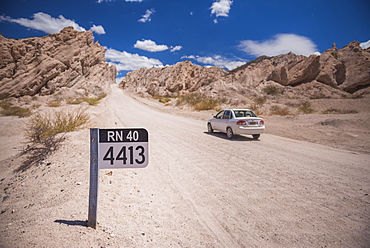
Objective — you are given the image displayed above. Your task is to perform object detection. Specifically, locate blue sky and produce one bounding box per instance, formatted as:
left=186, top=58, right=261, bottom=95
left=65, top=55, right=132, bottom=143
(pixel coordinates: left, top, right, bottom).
left=1, top=0, right=369, bottom=80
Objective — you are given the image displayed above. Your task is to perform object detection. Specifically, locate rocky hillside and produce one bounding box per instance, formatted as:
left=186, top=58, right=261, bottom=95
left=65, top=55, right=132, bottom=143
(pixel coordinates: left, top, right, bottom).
left=120, top=41, right=370, bottom=100
left=0, top=26, right=116, bottom=99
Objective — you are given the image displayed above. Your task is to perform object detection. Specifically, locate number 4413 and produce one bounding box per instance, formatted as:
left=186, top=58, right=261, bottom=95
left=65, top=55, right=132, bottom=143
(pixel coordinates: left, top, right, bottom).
left=103, top=145, right=145, bottom=165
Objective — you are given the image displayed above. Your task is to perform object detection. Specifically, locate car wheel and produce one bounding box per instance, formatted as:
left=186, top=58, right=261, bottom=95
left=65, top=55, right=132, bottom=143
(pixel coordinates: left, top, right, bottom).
left=252, top=134, right=260, bottom=140
left=226, top=127, right=233, bottom=139
left=207, top=123, right=214, bottom=133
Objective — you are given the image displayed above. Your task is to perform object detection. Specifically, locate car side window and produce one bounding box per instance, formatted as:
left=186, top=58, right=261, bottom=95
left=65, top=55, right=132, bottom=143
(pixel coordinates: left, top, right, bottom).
left=223, top=110, right=231, bottom=119
left=215, top=110, right=224, bottom=119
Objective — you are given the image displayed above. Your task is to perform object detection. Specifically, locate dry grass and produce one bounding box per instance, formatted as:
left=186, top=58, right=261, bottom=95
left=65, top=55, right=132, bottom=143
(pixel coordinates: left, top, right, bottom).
left=176, top=93, right=226, bottom=111
left=299, top=101, right=315, bottom=114
left=270, top=105, right=291, bottom=116
left=25, top=107, right=90, bottom=143
left=322, top=108, right=358, bottom=114
left=47, top=100, right=62, bottom=107
left=153, top=95, right=171, bottom=104
left=263, top=85, right=281, bottom=96
left=66, top=93, right=107, bottom=106
left=66, top=98, right=84, bottom=104
left=18, top=107, right=90, bottom=172
left=82, top=93, right=107, bottom=106
left=0, top=102, right=32, bottom=117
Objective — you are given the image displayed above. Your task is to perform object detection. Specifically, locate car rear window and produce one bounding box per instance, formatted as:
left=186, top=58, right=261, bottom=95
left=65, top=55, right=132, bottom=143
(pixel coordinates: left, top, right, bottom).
left=233, top=110, right=257, bottom=118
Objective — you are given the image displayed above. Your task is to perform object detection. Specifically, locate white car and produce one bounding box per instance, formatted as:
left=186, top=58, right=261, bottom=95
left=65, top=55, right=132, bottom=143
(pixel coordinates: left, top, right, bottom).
left=207, top=109, right=265, bottom=139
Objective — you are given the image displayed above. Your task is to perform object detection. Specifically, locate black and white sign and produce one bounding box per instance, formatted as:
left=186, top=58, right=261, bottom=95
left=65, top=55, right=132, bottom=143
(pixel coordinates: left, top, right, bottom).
left=98, top=128, right=149, bottom=169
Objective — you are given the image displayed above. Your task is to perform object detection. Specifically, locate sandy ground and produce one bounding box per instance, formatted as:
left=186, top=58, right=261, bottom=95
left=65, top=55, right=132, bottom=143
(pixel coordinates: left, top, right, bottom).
left=0, top=84, right=369, bottom=247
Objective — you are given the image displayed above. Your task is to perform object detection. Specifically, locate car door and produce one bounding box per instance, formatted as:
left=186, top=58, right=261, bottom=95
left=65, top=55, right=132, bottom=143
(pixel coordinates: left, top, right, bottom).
left=211, top=110, right=224, bottom=131
left=219, top=110, right=232, bottom=132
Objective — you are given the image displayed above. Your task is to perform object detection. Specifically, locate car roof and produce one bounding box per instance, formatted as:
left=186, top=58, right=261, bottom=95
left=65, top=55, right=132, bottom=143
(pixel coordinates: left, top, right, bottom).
left=224, top=109, right=252, bottom=111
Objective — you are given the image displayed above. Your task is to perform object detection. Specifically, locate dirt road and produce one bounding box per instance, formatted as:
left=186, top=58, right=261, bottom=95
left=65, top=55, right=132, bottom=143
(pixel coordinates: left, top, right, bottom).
left=1, top=84, right=369, bottom=247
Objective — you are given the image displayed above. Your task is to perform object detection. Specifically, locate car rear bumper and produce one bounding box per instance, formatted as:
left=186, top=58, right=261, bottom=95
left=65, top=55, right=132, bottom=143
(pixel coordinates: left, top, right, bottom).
left=234, top=126, right=265, bottom=135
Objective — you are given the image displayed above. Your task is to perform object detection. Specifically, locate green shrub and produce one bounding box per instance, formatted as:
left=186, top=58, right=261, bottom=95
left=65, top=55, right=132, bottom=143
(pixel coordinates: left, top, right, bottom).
left=0, top=102, right=32, bottom=117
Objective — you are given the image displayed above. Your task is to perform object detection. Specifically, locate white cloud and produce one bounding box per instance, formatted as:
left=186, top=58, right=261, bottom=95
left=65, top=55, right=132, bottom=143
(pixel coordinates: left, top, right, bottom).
left=134, top=39, right=168, bottom=52
left=360, top=40, right=370, bottom=49
left=170, top=45, right=183, bottom=52
left=0, top=12, right=106, bottom=35
left=182, top=55, right=245, bottom=70
left=0, top=12, right=85, bottom=34
left=125, top=0, right=143, bottom=2
left=139, top=8, right=155, bottom=23
left=90, top=24, right=106, bottom=34
left=105, top=47, right=163, bottom=71
left=238, top=34, right=319, bottom=57
left=210, top=0, right=233, bottom=17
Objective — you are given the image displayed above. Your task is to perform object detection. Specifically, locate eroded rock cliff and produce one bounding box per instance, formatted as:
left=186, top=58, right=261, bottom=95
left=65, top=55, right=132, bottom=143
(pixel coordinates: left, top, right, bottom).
left=0, top=26, right=116, bottom=99
left=120, top=41, right=370, bottom=100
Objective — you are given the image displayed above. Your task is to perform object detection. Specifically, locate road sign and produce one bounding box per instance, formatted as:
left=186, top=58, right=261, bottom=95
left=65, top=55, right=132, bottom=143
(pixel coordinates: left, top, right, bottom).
left=98, top=128, right=149, bottom=169
left=88, top=128, right=149, bottom=228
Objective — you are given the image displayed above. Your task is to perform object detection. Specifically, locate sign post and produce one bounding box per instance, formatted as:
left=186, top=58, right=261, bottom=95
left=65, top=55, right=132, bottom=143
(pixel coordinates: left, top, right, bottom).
left=87, top=128, right=99, bottom=228
left=87, top=128, right=149, bottom=228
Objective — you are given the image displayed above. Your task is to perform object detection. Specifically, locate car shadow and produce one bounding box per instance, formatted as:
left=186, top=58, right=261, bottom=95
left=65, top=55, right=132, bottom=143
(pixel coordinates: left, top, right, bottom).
left=54, top=219, right=88, bottom=227
left=203, top=132, right=260, bottom=141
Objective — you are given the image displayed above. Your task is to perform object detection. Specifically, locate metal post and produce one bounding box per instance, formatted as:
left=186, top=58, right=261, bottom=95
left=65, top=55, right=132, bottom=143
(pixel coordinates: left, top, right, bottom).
left=88, top=128, right=99, bottom=228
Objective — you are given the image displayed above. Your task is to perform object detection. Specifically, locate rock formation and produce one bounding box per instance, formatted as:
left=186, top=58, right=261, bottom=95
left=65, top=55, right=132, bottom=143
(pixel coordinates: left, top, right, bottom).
left=0, top=26, right=116, bottom=99
left=120, top=41, right=370, bottom=100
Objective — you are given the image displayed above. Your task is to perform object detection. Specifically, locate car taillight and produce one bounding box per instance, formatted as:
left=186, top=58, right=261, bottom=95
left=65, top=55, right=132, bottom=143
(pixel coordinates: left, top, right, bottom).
left=237, top=120, right=246, bottom=125
left=260, top=120, right=265, bottom=125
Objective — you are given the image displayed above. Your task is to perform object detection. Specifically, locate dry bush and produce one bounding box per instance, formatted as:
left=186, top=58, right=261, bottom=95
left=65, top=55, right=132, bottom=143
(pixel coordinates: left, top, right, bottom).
left=153, top=95, right=171, bottom=104
left=262, top=85, right=281, bottom=96
left=66, top=98, right=83, bottom=104
left=18, top=108, right=90, bottom=172
left=321, top=108, right=358, bottom=114
left=83, top=93, right=107, bottom=106
left=270, top=105, right=291, bottom=116
left=47, top=100, right=62, bottom=107
left=0, top=102, right=32, bottom=117
left=299, top=101, right=315, bottom=114
left=254, top=97, right=267, bottom=106
left=176, top=93, right=226, bottom=111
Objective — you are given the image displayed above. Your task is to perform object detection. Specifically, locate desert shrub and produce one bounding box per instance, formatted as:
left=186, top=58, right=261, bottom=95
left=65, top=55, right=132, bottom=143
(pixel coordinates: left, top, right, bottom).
left=47, top=100, right=62, bottom=107
left=18, top=108, right=90, bottom=172
left=310, top=93, right=330, bottom=99
left=270, top=105, right=291, bottom=116
left=176, top=93, right=226, bottom=110
left=262, top=85, right=280, bottom=95
left=321, top=108, right=358, bottom=114
left=153, top=95, right=171, bottom=104
left=82, top=97, right=100, bottom=105
left=0, top=102, right=32, bottom=117
left=299, top=101, right=315, bottom=114
left=82, top=93, right=107, bottom=106
left=25, top=108, right=90, bottom=144
left=194, top=99, right=220, bottom=111
left=66, top=98, right=83, bottom=104
left=254, top=97, right=267, bottom=106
